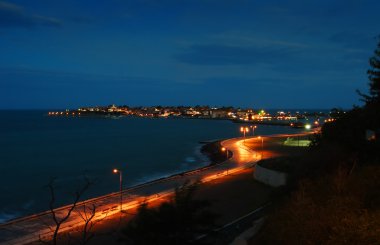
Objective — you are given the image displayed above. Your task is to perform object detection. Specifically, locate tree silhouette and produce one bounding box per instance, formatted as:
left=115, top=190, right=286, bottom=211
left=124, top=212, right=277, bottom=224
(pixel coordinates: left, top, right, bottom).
left=358, top=36, right=380, bottom=104
left=41, top=177, right=94, bottom=245
left=75, top=204, right=97, bottom=245
left=358, top=36, right=380, bottom=139
left=323, top=36, right=380, bottom=148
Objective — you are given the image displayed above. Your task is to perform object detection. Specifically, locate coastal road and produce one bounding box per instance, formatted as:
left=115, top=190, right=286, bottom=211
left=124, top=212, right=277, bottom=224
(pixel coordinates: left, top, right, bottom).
left=0, top=136, right=260, bottom=245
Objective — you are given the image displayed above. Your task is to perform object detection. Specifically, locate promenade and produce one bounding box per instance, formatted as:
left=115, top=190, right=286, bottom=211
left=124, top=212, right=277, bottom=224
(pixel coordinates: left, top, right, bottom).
left=0, top=136, right=260, bottom=245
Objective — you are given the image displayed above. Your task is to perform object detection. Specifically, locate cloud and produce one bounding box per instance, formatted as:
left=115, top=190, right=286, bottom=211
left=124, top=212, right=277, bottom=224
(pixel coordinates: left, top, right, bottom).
left=0, top=1, right=61, bottom=29
left=175, top=44, right=300, bottom=66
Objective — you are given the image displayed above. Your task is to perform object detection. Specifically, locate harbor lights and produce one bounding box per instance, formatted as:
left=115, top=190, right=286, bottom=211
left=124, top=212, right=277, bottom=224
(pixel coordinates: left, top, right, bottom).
left=113, top=168, right=123, bottom=211
left=240, top=126, right=249, bottom=142
left=250, top=125, right=257, bottom=136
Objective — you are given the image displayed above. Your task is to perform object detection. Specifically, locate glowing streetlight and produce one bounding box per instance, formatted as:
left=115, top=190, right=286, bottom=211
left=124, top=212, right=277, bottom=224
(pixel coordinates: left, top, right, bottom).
left=258, top=136, right=264, bottom=159
left=221, top=147, right=230, bottom=175
left=250, top=125, right=257, bottom=136
left=113, top=168, right=123, bottom=211
left=221, top=147, right=229, bottom=159
left=240, top=126, right=249, bottom=142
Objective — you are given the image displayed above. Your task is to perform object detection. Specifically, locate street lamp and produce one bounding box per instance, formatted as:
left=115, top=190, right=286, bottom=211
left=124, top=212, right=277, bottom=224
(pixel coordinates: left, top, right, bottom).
left=221, top=147, right=229, bottom=159
left=250, top=125, right=257, bottom=136
left=221, top=147, right=230, bottom=175
left=257, top=136, right=264, bottom=159
left=113, top=168, right=123, bottom=211
left=240, top=126, right=249, bottom=142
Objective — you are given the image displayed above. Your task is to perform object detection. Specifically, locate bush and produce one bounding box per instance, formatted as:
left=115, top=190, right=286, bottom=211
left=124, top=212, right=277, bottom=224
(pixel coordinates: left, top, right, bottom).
left=254, top=165, right=380, bottom=245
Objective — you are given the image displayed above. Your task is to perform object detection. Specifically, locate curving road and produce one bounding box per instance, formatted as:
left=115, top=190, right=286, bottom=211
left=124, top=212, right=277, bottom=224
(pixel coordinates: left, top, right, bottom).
left=0, top=136, right=262, bottom=245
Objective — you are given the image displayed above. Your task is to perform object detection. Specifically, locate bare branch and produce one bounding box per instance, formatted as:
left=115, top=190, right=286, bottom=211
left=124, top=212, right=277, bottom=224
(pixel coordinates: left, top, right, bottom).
left=46, top=177, right=94, bottom=245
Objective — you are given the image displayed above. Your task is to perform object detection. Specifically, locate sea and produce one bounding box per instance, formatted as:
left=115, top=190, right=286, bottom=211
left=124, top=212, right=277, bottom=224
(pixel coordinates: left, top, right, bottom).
left=0, top=110, right=318, bottom=223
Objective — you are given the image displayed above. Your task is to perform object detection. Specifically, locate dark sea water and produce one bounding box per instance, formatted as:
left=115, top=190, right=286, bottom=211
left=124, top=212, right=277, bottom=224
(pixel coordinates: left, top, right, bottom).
left=0, top=110, right=308, bottom=222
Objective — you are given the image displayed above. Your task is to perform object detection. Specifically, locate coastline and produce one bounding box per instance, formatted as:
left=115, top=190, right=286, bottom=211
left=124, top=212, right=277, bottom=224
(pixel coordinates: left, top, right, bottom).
left=119, top=140, right=229, bottom=189
left=0, top=140, right=228, bottom=225
left=1, top=134, right=256, bottom=244
left=1, top=113, right=252, bottom=223
left=1, top=132, right=313, bottom=244
left=0, top=131, right=310, bottom=225
left=200, top=140, right=231, bottom=164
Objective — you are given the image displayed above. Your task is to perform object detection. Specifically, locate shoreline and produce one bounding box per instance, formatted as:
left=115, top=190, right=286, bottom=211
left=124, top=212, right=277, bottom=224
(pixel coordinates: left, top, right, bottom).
left=0, top=132, right=314, bottom=244
left=0, top=140, right=228, bottom=225
left=1, top=131, right=312, bottom=225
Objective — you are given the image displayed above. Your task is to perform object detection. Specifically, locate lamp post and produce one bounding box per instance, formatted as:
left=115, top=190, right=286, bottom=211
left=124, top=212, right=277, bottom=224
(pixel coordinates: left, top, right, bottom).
left=250, top=125, right=257, bottom=136
left=240, top=126, right=249, bottom=142
left=258, top=136, right=264, bottom=159
left=113, top=168, right=123, bottom=211
left=221, top=147, right=229, bottom=175
left=221, top=147, right=229, bottom=159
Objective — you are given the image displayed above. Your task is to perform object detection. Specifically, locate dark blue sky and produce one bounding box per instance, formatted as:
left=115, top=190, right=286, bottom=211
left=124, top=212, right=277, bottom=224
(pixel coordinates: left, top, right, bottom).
left=0, top=0, right=379, bottom=109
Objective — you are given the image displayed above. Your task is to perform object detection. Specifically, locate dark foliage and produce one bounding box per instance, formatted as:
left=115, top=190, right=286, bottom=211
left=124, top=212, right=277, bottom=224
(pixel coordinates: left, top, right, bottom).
left=357, top=36, right=380, bottom=135
left=321, top=107, right=366, bottom=149
left=120, top=183, right=218, bottom=245
left=329, top=107, right=345, bottom=119
left=254, top=165, right=380, bottom=245
left=358, top=36, right=380, bottom=104
left=319, top=38, right=380, bottom=161
left=253, top=36, right=380, bottom=245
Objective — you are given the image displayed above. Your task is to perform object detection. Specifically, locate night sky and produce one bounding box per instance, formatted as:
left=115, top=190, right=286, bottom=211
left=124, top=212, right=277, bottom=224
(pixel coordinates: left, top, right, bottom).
left=0, top=0, right=379, bottom=109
